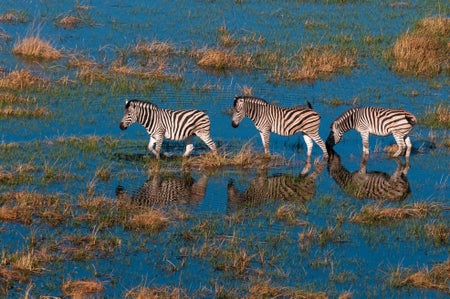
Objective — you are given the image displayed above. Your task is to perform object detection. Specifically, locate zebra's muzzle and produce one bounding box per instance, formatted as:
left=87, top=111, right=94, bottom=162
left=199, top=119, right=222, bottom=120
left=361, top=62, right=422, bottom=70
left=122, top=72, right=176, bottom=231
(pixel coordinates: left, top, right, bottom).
left=231, top=121, right=239, bottom=128
left=119, top=122, right=128, bottom=130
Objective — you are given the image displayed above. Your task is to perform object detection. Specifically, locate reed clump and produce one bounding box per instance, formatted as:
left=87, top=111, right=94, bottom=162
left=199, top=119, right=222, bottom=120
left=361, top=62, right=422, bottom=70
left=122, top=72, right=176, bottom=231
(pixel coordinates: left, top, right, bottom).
left=420, top=103, right=450, bottom=129
left=13, top=35, right=62, bottom=61
left=391, top=16, right=449, bottom=76
left=249, top=280, right=328, bottom=299
left=126, top=209, right=169, bottom=232
left=0, top=69, right=48, bottom=90
left=61, top=280, right=105, bottom=297
left=393, top=260, right=450, bottom=293
left=285, top=46, right=357, bottom=81
left=194, top=48, right=253, bottom=70
left=57, top=15, right=81, bottom=28
left=350, top=202, right=443, bottom=224
left=125, top=286, right=183, bottom=299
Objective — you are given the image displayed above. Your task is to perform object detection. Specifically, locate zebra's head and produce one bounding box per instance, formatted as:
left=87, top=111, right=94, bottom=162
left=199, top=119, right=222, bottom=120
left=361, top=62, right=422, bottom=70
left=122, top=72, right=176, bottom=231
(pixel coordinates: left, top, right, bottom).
left=231, top=96, right=245, bottom=128
left=120, top=100, right=138, bottom=130
left=326, top=121, right=342, bottom=150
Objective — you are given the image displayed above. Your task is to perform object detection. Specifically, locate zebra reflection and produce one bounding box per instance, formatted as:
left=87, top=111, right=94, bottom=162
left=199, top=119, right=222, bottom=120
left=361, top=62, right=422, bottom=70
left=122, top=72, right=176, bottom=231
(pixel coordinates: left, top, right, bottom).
left=227, top=160, right=326, bottom=206
left=327, top=151, right=411, bottom=202
left=116, top=172, right=209, bottom=207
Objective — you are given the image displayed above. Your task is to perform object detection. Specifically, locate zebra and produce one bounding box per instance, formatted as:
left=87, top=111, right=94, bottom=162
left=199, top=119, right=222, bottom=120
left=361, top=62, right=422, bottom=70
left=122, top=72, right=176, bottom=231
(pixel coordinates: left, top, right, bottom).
left=326, top=107, right=416, bottom=158
left=231, top=96, right=328, bottom=158
left=119, top=99, right=216, bottom=158
left=116, top=172, right=209, bottom=207
left=327, top=150, right=410, bottom=202
left=227, top=160, right=326, bottom=207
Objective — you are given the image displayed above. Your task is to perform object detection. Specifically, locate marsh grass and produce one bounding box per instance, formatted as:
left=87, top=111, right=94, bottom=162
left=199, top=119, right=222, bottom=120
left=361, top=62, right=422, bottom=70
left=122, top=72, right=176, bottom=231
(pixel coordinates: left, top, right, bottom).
left=420, top=103, right=450, bottom=129
left=126, top=209, right=169, bottom=232
left=57, top=15, right=81, bottom=28
left=0, top=92, right=35, bottom=104
left=183, top=143, right=287, bottom=170
left=0, top=192, right=67, bottom=226
left=124, top=286, right=183, bottom=299
left=13, top=35, right=62, bottom=61
left=0, top=10, right=27, bottom=24
left=276, top=204, right=308, bottom=226
left=193, top=48, right=253, bottom=71
left=284, top=45, right=357, bottom=81
left=350, top=202, right=444, bottom=224
left=0, top=106, right=50, bottom=119
left=0, top=70, right=48, bottom=90
left=249, top=280, right=328, bottom=299
left=391, top=260, right=450, bottom=294
left=425, top=222, right=449, bottom=246
left=390, top=16, right=449, bottom=76
left=61, top=279, right=105, bottom=297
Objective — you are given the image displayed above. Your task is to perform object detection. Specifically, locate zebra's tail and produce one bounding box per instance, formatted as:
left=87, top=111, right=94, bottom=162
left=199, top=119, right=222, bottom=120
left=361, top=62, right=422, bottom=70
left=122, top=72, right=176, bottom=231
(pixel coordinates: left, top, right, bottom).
left=405, top=113, right=417, bottom=126
left=307, top=101, right=313, bottom=109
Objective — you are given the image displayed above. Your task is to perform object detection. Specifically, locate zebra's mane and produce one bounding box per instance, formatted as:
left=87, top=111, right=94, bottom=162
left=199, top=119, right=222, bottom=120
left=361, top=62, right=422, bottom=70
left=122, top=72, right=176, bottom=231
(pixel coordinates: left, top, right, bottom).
left=126, top=99, right=158, bottom=110
left=235, top=96, right=269, bottom=107
left=332, top=107, right=359, bottom=127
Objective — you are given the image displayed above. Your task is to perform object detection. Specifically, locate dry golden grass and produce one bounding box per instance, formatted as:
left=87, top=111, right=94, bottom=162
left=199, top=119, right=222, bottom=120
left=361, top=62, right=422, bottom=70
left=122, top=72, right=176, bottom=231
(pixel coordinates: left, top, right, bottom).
left=350, top=202, right=443, bottom=224
left=421, top=103, right=450, bottom=129
left=61, top=279, right=105, bottom=297
left=0, top=92, right=35, bottom=104
left=0, top=191, right=64, bottom=225
left=425, top=222, right=449, bottom=245
left=124, top=286, right=183, bottom=299
left=57, top=15, right=81, bottom=28
left=194, top=48, right=253, bottom=70
left=0, top=69, right=48, bottom=90
left=13, top=36, right=62, bottom=61
left=0, top=11, right=26, bottom=24
left=133, top=40, right=173, bottom=56
left=0, top=106, right=50, bottom=118
left=391, top=16, right=449, bottom=76
left=127, top=209, right=169, bottom=232
left=249, top=280, right=328, bottom=299
left=286, top=46, right=357, bottom=81
left=183, top=144, right=286, bottom=170
left=398, top=260, right=450, bottom=293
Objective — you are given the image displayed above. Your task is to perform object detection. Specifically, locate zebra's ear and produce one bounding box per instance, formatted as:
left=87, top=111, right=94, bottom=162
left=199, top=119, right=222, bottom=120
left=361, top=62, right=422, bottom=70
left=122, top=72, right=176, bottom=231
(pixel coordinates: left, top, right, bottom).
left=125, top=99, right=131, bottom=108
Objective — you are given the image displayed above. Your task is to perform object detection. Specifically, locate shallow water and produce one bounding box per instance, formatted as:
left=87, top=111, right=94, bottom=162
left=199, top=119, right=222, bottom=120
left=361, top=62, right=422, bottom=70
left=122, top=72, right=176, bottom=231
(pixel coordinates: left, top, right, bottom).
left=0, top=0, right=449, bottom=298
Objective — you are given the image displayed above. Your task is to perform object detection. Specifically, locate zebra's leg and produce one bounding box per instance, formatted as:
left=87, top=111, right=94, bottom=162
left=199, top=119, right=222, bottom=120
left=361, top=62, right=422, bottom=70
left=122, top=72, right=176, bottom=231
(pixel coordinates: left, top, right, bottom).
left=153, top=135, right=164, bottom=159
left=405, top=136, right=412, bottom=158
left=197, top=131, right=217, bottom=154
left=310, top=134, right=329, bottom=158
left=392, top=133, right=406, bottom=157
left=303, top=134, right=313, bottom=157
left=148, top=136, right=158, bottom=156
left=259, top=131, right=271, bottom=155
left=183, top=135, right=194, bottom=157
left=360, top=131, right=370, bottom=155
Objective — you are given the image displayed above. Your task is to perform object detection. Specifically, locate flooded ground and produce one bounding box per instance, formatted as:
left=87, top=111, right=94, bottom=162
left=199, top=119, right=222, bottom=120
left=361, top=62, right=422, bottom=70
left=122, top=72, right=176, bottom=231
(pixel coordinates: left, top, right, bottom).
left=0, top=0, right=448, bottom=298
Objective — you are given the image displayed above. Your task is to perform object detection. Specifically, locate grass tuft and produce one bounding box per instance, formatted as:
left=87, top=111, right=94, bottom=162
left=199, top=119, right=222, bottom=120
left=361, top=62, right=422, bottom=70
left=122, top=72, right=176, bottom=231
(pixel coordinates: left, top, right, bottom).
left=390, top=16, right=449, bottom=76
left=249, top=280, right=328, bottom=298
left=420, top=103, right=450, bottom=129
left=13, top=35, right=62, bottom=61
left=350, top=202, right=444, bottom=224
left=285, top=45, right=357, bottom=81
left=0, top=69, right=48, bottom=90
left=127, top=209, right=169, bottom=232
left=392, top=260, right=450, bottom=293
left=61, top=279, right=105, bottom=297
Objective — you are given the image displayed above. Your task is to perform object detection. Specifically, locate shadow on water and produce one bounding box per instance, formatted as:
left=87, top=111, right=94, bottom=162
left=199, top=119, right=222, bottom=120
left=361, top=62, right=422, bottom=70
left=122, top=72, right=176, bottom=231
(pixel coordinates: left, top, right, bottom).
left=116, top=171, right=209, bottom=207
left=227, top=159, right=326, bottom=209
left=327, top=150, right=411, bottom=202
